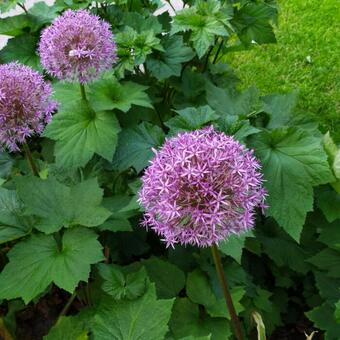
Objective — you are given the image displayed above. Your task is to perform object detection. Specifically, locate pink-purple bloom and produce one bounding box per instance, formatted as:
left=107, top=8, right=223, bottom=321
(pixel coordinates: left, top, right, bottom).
left=38, top=9, right=117, bottom=83
left=138, top=127, right=267, bottom=248
left=0, top=63, right=57, bottom=152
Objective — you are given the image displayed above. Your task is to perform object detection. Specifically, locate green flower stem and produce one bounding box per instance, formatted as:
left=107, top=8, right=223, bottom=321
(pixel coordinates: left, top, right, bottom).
left=80, top=83, right=87, bottom=101
left=211, top=243, right=244, bottom=340
left=59, top=291, right=77, bottom=318
left=213, top=39, right=224, bottom=64
left=18, top=3, right=28, bottom=14
left=23, top=143, right=39, bottom=177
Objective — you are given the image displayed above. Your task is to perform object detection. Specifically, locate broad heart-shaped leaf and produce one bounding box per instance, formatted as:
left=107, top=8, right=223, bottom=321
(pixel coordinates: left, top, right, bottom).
left=88, top=77, right=153, bottom=112
left=186, top=270, right=245, bottom=319
left=0, top=152, right=13, bottom=178
left=141, top=257, right=186, bottom=298
left=0, top=188, right=31, bottom=244
left=0, top=227, right=104, bottom=303
left=318, top=220, right=340, bottom=251
left=0, top=0, right=19, bottom=13
left=98, top=264, right=148, bottom=300
left=92, top=284, right=174, bottom=340
left=0, top=34, right=41, bottom=71
left=165, top=105, right=219, bottom=135
left=51, top=82, right=80, bottom=111
left=307, top=249, right=340, bottom=278
left=316, top=186, right=340, bottom=223
left=216, top=116, right=260, bottom=142
left=146, top=35, right=194, bottom=80
left=262, top=91, right=299, bottom=129
left=44, top=315, right=89, bottom=340
left=206, top=82, right=262, bottom=117
left=306, top=303, right=340, bottom=340
left=112, top=122, right=165, bottom=173
left=250, top=127, right=333, bottom=241
left=258, top=233, right=310, bottom=274
left=218, top=231, right=254, bottom=264
left=169, top=298, right=232, bottom=340
left=44, top=99, right=121, bottom=168
left=16, top=176, right=111, bottom=234
left=0, top=14, right=32, bottom=36
left=233, top=3, right=277, bottom=45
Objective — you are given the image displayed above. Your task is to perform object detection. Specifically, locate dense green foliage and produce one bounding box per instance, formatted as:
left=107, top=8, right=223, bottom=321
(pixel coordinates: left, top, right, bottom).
left=226, top=0, right=340, bottom=142
left=0, top=0, right=339, bottom=339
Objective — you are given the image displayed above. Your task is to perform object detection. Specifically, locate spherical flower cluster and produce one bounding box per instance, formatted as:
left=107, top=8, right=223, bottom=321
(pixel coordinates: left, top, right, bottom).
left=38, top=9, right=117, bottom=83
left=0, top=63, right=57, bottom=152
left=138, top=127, right=267, bottom=248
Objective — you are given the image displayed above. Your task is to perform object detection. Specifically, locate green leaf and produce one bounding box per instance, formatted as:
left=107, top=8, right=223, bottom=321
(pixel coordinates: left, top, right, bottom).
left=112, top=122, right=165, bottom=173
left=98, top=264, right=148, bottom=300
left=306, top=303, right=340, bottom=340
left=16, top=176, right=111, bottom=234
left=88, top=77, right=152, bottom=112
left=29, top=2, right=59, bottom=28
left=218, top=231, right=254, bottom=264
left=51, top=82, right=79, bottom=111
left=316, top=186, right=340, bottom=223
left=0, top=34, right=41, bottom=71
left=115, top=27, right=162, bottom=76
left=147, top=35, right=194, bottom=80
left=165, top=106, right=218, bottom=135
left=217, top=116, right=260, bottom=142
left=44, top=100, right=121, bottom=168
left=335, top=301, right=340, bottom=323
left=307, top=249, right=340, bottom=278
left=0, top=0, right=19, bottom=14
left=44, top=315, right=89, bottom=340
left=141, top=257, right=186, bottom=298
left=0, top=227, right=104, bottom=303
left=250, top=128, right=333, bottom=241
left=0, top=15, right=31, bottom=36
left=92, top=285, right=174, bottom=340
left=169, top=298, right=232, bottom=340
left=318, top=220, right=340, bottom=250
left=172, top=0, right=231, bottom=58
left=233, top=3, right=277, bottom=45
left=206, top=83, right=261, bottom=117
left=0, top=188, right=31, bottom=244
left=258, top=234, right=310, bottom=274
left=0, top=153, right=13, bottom=178
left=314, top=271, right=340, bottom=303
left=122, top=12, right=162, bottom=34
left=262, top=91, right=299, bottom=129
left=186, top=270, right=245, bottom=319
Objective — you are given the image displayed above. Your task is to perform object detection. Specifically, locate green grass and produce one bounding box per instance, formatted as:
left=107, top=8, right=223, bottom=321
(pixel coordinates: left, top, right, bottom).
left=227, top=0, right=340, bottom=141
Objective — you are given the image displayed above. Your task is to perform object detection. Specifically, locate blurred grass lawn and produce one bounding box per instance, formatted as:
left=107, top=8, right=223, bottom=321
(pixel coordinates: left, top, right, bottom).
left=227, top=0, right=340, bottom=141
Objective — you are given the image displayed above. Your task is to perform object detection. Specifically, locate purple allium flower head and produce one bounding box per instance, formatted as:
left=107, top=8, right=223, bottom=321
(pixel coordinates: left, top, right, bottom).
left=0, top=62, right=57, bottom=152
left=38, top=9, right=117, bottom=83
left=138, top=126, right=267, bottom=248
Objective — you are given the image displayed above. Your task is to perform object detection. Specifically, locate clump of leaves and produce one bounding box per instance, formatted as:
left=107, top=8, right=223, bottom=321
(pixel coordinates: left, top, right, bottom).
left=0, top=0, right=339, bottom=339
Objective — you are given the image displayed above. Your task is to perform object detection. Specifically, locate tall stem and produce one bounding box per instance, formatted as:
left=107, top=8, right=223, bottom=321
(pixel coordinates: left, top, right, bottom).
left=213, top=39, right=224, bottom=64
left=211, top=244, right=244, bottom=340
left=18, top=3, right=28, bottom=14
left=23, top=143, right=39, bottom=177
left=59, top=291, right=77, bottom=318
left=80, top=83, right=87, bottom=101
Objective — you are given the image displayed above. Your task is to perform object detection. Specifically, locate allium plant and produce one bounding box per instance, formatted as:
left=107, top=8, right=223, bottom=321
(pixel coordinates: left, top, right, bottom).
left=0, top=62, right=57, bottom=152
left=38, top=9, right=117, bottom=83
left=139, top=126, right=267, bottom=248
